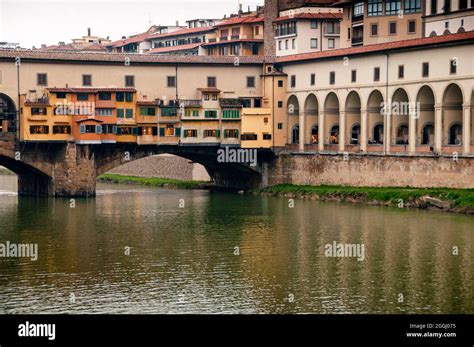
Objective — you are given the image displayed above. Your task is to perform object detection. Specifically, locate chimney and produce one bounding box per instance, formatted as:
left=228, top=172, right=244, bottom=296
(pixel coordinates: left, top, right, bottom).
left=122, top=36, right=126, bottom=39
left=59, top=41, right=65, bottom=45
left=238, top=3, right=243, bottom=17
left=87, top=27, right=91, bottom=36
left=41, top=44, right=46, bottom=48
left=176, top=20, right=179, bottom=26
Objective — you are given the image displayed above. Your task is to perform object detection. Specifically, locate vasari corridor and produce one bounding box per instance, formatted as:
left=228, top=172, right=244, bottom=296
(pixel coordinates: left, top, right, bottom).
left=0, top=0, right=473, bottom=345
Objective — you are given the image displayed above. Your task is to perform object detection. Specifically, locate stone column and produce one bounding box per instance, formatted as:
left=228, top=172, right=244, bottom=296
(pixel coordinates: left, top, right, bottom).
left=51, top=143, right=97, bottom=197
left=361, top=109, right=368, bottom=152
left=299, top=111, right=305, bottom=152
left=434, top=106, right=443, bottom=153
left=318, top=110, right=325, bottom=152
left=339, top=110, right=346, bottom=152
left=409, top=105, right=417, bottom=154
left=463, top=105, right=471, bottom=155
left=385, top=110, right=391, bottom=154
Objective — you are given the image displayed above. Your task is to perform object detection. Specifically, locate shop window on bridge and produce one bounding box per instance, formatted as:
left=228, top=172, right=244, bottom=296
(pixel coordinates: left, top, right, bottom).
left=241, top=133, right=258, bottom=141
left=263, top=133, right=272, bottom=140
left=102, top=125, right=117, bottom=134
left=140, top=107, right=156, bottom=116
left=31, top=107, right=47, bottom=116
left=204, top=129, right=220, bottom=138
left=53, top=125, right=71, bottom=134
left=165, top=125, right=175, bottom=136
left=183, top=129, right=198, bottom=138
left=139, top=126, right=154, bottom=136
left=204, top=110, right=218, bottom=118
left=117, top=127, right=137, bottom=135
left=77, top=93, right=88, bottom=101
left=79, top=125, right=101, bottom=134
left=222, top=110, right=240, bottom=119
left=99, top=92, right=112, bottom=101
left=97, top=109, right=113, bottom=116
left=224, top=129, right=239, bottom=138
left=30, top=125, right=49, bottom=134
left=55, top=92, right=67, bottom=99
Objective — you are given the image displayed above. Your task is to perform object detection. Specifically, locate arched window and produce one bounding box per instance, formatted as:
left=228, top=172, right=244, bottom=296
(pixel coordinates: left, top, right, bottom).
left=449, top=124, right=462, bottom=145
left=372, top=124, right=384, bottom=144
left=350, top=124, right=360, bottom=144
left=396, top=124, right=409, bottom=144
left=292, top=125, right=299, bottom=144
left=310, top=125, right=318, bottom=144
left=330, top=125, right=339, bottom=144
left=421, top=124, right=434, bottom=145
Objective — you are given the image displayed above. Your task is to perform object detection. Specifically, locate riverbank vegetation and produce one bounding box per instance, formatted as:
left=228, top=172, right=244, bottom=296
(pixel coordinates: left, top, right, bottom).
left=258, top=184, right=474, bottom=214
left=98, top=174, right=211, bottom=189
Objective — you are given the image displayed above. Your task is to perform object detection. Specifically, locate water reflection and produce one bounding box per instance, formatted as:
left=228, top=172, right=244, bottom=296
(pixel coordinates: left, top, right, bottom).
left=0, top=176, right=472, bottom=314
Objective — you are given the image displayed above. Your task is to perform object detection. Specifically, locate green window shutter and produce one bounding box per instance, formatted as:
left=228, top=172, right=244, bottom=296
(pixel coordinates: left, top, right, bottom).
left=126, top=109, right=133, bottom=118
left=183, top=129, right=187, bottom=138
left=113, top=125, right=118, bottom=134
left=236, top=129, right=239, bottom=138
left=79, top=125, right=85, bottom=133
left=175, top=127, right=181, bottom=137
left=216, top=130, right=220, bottom=138
left=125, top=92, right=133, bottom=102
left=193, top=110, right=199, bottom=117
left=140, top=108, right=146, bottom=116
left=159, top=127, right=165, bottom=136
left=117, top=109, right=124, bottom=118
left=96, top=125, right=102, bottom=134
left=132, top=127, right=138, bottom=135
left=204, top=110, right=209, bottom=118
left=116, top=127, right=122, bottom=135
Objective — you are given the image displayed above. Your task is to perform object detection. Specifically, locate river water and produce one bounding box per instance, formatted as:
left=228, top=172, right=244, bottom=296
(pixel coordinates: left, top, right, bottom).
left=0, top=175, right=472, bottom=314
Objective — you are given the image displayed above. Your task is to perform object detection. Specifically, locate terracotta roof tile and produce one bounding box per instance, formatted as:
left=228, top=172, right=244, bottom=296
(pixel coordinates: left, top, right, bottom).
left=146, top=43, right=201, bottom=54
left=277, top=31, right=474, bottom=63
left=47, top=87, right=136, bottom=93
left=0, top=50, right=266, bottom=64
left=274, top=12, right=343, bottom=22
left=201, top=39, right=264, bottom=47
left=146, top=26, right=215, bottom=41
left=215, top=16, right=264, bottom=27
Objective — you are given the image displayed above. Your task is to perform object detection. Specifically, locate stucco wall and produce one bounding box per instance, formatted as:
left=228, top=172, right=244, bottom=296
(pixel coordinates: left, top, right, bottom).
left=268, top=153, right=474, bottom=188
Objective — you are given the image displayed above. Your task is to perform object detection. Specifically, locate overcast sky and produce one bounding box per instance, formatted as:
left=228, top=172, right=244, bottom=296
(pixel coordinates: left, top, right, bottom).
left=0, top=0, right=264, bottom=49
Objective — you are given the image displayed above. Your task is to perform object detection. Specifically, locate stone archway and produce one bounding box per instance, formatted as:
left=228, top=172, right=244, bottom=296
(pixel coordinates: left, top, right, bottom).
left=391, top=88, right=410, bottom=152
left=304, top=94, right=318, bottom=145
left=345, top=91, right=361, bottom=151
left=0, top=93, right=17, bottom=134
left=442, top=83, right=463, bottom=152
left=416, top=85, right=435, bottom=152
left=367, top=90, right=384, bottom=152
left=323, top=92, right=339, bottom=150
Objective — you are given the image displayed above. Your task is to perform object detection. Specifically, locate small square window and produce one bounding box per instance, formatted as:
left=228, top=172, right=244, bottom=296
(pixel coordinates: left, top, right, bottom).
left=310, top=20, right=318, bottom=29
left=247, top=76, right=255, bottom=88
left=328, top=38, right=335, bottom=49
left=398, top=65, right=404, bottom=79
left=450, top=59, right=457, bottom=74
left=371, top=23, right=378, bottom=36
left=310, top=38, right=318, bottom=49
left=278, top=101, right=283, bottom=108
left=389, top=22, right=397, bottom=35
left=278, top=80, right=283, bottom=88
left=374, top=67, right=380, bottom=82
left=408, top=20, right=416, bottom=34
left=167, top=76, right=176, bottom=87
left=125, top=75, right=135, bottom=87
left=37, top=73, right=47, bottom=86
left=278, top=123, right=283, bottom=129
left=422, top=62, right=429, bottom=77
left=207, top=76, right=216, bottom=88
left=82, top=74, right=92, bottom=86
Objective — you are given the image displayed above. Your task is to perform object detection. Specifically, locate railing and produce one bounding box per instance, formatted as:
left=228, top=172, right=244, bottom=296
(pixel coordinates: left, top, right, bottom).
left=24, top=96, right=49, bottom=105
left=274, top=27, right=297, bottom=37
left=219, top=36, right=228, bottom=41
left=324, top=25, right=340, bottom=36
left=231, top=35, right=240, bottom=40
left=352, top=36, right=363, bottom=45
left=179, top=99, right=202, bottom=108
left=208, top=38, right=217, bottom=43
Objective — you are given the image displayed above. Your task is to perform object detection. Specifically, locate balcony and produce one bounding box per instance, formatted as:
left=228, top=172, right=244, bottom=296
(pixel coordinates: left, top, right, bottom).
left=179, top=99, right=202, bottom=108
left=219, top=36, right=228, bottom=41
left=274, top=27, right=297, bottom=37
left=160, top=106, right=178, bottom=117
left=231, top=35, right=240, bottom=40
left=24, top=95, right=50, bottom=106
left=324, top=25, right=340, bottom=36
left=351, top=36, right=363, bottom=46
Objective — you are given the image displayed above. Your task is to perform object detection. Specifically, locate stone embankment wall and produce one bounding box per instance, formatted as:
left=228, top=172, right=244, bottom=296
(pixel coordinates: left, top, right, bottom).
left=107, top=154, right=211, bottom=181
left=267, top=154, right=474, bottom=189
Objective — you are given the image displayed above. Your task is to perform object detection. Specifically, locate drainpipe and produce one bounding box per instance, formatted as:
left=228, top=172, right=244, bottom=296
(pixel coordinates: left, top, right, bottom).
left=16, top=60, right=20, bottom=139
left=384, top=52, right=390, bottom=154
left=320, top=20, right=323, bottom=52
